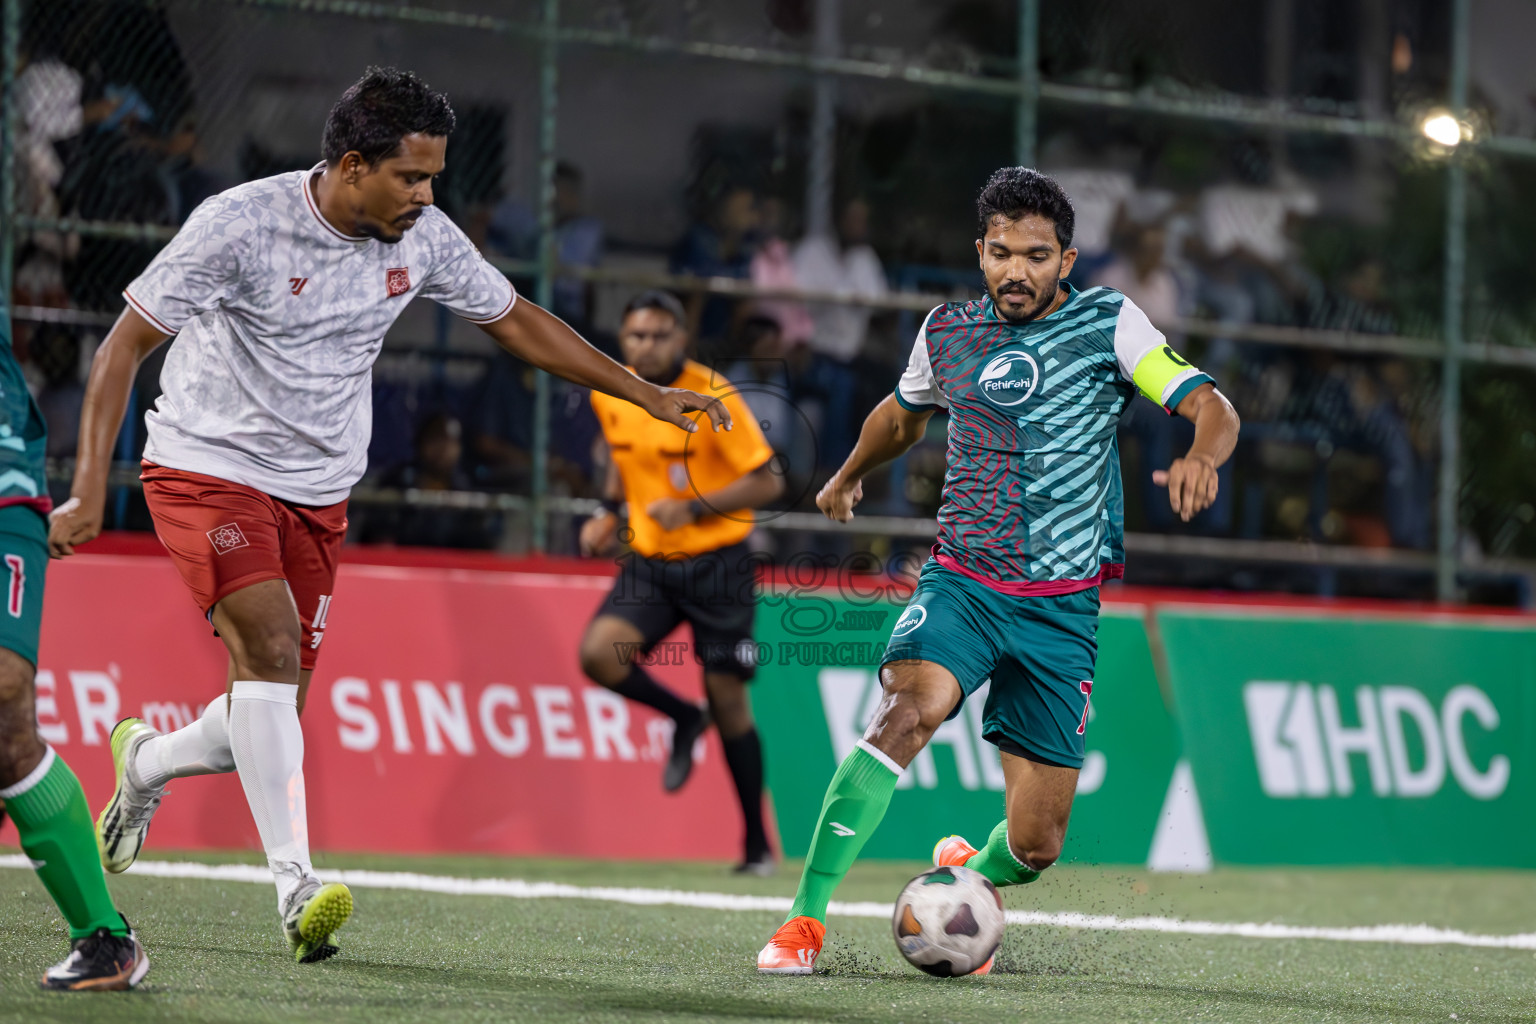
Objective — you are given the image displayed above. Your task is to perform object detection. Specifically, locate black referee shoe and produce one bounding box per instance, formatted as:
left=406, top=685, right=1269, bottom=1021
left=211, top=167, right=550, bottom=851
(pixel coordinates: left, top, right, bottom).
left=664, top=708, right=710, bottom=792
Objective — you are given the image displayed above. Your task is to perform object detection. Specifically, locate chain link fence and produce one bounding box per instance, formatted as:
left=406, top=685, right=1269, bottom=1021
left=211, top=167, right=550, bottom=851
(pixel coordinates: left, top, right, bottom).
left=4, top=0, right=1535, bottom=603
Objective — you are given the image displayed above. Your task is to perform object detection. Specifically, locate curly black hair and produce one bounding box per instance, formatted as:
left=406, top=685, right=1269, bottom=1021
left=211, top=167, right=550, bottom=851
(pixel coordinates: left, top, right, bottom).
left=976, top=167, right=1075, bottom=249
left=322, top=66, right=456, bottom=165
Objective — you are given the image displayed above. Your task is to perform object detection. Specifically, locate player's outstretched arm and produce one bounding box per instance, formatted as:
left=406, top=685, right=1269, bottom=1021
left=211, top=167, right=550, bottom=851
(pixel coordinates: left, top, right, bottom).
left=479, top=300, right=730, bottom=434
left=817, top=394, right=934, bottom=523
left=1153, top=383, right=1241, bottom=523
left=48, top=308, right=170, bottom=557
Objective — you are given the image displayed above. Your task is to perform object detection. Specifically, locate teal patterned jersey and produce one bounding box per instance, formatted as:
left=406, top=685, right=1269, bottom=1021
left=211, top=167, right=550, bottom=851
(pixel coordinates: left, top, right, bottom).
left=0, top=315, right=51, bottom=515
left=895, top=284, right=1211, bottom=594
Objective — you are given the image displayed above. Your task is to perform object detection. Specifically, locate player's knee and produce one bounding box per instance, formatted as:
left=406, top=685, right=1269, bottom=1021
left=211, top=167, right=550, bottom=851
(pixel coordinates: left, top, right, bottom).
left=705, top=679, right=753, bottom=738
left=878, top=695, right=939, bottom=747
left=578, top=636, right=626, bottom=687
left=239, top=627, right=303, bottom=683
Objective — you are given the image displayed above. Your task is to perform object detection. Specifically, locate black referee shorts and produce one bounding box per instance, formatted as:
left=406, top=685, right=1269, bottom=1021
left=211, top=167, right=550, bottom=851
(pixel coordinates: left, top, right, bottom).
left=593, top=540, right=760, bottom=680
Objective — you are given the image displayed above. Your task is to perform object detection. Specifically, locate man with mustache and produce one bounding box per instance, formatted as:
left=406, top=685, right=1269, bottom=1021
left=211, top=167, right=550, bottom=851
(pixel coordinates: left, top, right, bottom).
left=758, top=167, right=1239, bottom=974
left=48, top=66, right=729, bottom=966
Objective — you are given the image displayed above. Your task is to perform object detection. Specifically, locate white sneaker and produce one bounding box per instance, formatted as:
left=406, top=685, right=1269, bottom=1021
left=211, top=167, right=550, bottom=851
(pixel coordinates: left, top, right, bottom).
left=95, top=719, right=165, bottom=874
left=281, top=876, right=353, bottom=964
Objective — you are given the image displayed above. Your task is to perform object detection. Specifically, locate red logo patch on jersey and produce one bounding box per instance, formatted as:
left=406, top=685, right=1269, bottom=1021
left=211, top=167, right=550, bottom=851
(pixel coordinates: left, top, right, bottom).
left=290, top=277, right=309, bottom=296
left=386, top=267, right=411, bottom=297
left=207, top=523, right=250, bottom=555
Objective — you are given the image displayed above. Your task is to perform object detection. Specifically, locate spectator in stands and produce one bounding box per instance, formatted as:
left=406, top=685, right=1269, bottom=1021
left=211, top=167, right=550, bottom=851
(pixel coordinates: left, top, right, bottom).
left=470, top=352, right=600, bottom=498
left=724, top=316, right=795, bottom=458
left=794, top=197, right=886, bottom=469
left=13, top=44, right=83, bottom=311
left=56, top=82, right=175, bottom=311
left=161, top=115, right=224, bottom=224
left=1094, top=220, right=1180, bottom=327
left=1101, top=219, right=1234, bottom=536
left=32, top=325, right=85, bottom=462
left=749, top=195, right=814, bottom=350
left=486, top=161, right=604, bottom=330
left=359, top=414, right=499, bottom=550
left=670, top=185, right=760, bottom=352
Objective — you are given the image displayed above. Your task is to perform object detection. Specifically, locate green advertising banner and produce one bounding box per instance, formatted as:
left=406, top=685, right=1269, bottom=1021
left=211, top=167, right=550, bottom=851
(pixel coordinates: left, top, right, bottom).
left=752, top=589, right=1180, bottom=866
left=1158, top=608, right=1536, bottom=867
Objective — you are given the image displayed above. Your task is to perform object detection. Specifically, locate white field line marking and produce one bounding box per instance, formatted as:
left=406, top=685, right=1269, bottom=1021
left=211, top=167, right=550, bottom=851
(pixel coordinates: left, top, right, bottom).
left=3, top=855, right=1534, bottom=951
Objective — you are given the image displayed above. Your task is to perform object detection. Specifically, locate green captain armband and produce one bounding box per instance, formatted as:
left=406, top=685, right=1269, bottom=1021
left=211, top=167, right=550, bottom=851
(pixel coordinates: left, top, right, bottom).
left=1131, top=344, right=1214, bottom=415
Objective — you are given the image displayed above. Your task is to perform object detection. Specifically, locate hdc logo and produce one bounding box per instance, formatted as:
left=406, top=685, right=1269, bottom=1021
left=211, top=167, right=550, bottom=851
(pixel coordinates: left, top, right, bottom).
left=1243, top=682, right=1509, bottom=800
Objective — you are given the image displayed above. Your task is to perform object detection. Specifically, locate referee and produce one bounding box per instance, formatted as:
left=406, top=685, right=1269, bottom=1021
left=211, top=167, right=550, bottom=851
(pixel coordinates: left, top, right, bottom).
left=579, top=290, right=784, bottom=874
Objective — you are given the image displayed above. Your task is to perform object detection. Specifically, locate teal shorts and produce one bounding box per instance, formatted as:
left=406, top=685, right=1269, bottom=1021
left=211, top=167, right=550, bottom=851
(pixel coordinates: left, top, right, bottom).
left=0, top=505, right=48, bottom=666
left=879, top=559, right=1099, bottom=769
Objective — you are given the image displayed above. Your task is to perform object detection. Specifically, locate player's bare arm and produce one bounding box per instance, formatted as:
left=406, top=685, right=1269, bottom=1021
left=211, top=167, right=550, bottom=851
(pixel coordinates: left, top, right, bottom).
left=1154, top=382, right=1241, bottom=522
left=647, top=461, right=784, bottom=531
left=48, top=307, right=171, bottom=558
left=478, top=301, right=731, bottom=434
left=816, top=395, right=935, bottom=523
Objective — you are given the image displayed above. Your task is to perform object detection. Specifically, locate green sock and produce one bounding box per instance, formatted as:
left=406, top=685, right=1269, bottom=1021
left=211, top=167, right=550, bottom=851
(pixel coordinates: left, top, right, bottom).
left=3, top=748, right=128, bottom=939
left=966, top=818, right=1041, bottom=887
left=786, top=742, right=900, bottom=923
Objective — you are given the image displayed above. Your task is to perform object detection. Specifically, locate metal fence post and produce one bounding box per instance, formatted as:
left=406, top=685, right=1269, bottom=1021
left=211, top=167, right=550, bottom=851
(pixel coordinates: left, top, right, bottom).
left=0, top=0, right=19, bottom=317
left=1015, top=0, right=1039, bottom=167
left=531, top=0, right=559, bottom=553
left=1436, top=0, right=1470, bottom=602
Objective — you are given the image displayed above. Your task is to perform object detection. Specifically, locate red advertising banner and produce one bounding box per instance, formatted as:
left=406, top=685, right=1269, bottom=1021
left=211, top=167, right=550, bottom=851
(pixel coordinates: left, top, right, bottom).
left=3, top=553, right=748, bottom=861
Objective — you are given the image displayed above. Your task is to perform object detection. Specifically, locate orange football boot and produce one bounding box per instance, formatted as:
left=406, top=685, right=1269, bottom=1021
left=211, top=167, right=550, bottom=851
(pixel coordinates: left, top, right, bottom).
left=932, top=834, right=979, bottom=868
left=756, top=916, right=826, bottom=974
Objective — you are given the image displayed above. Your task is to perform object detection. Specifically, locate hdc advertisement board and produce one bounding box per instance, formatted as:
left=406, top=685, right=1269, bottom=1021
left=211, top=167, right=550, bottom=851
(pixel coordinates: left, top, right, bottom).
left=1157, top=607, right=1536, bottom=867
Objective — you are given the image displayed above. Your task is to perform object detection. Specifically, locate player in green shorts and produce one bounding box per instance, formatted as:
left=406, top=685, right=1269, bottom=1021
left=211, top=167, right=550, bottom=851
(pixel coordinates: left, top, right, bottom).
left=0, top=313, right=148, bottom=989
left=757, top=167, right=1240, bottom=973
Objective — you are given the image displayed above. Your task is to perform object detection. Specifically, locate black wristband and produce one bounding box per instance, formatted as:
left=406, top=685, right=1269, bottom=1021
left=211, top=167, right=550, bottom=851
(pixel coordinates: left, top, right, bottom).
left=599, top=498, right=622, bottom=517
left=688, top=498, right=708, bottom=522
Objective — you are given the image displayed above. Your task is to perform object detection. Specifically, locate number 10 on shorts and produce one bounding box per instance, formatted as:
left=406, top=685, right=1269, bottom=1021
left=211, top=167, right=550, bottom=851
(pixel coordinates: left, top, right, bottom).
left=310, top=594, right=333, bottom=649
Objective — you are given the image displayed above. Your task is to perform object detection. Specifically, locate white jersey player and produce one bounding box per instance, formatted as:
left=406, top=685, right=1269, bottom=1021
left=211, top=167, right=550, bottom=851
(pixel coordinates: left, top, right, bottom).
left=49, top=67, right=729, bottom=965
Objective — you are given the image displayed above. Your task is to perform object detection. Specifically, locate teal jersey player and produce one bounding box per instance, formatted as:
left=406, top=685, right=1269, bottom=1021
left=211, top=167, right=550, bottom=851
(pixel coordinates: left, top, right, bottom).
left=757, top=168, right=1241, bottom=975
left=0, top=314, right=150, bottom=989
left=0, top=320, right=49, bottom=519
left=895, top=284, right=1213, bottom=592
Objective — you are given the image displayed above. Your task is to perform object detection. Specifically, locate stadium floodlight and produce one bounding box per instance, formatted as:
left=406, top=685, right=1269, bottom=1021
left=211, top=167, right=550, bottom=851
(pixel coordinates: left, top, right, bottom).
left=1421, top=111, right=1471, bottom=147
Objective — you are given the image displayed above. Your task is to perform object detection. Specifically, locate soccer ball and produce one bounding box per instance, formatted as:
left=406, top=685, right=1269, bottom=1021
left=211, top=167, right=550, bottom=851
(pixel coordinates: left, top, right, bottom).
left=891, top=865, right=1005, bottom=976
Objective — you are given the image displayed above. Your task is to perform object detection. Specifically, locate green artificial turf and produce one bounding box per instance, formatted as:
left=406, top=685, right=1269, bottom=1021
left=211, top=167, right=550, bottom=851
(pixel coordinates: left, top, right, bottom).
left=1, top=848, right=1532, bottom=1023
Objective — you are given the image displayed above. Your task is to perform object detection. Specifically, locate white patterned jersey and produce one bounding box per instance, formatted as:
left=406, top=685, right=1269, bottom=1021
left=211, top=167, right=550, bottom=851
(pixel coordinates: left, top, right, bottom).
left=125, top=163, right=516, bottom=505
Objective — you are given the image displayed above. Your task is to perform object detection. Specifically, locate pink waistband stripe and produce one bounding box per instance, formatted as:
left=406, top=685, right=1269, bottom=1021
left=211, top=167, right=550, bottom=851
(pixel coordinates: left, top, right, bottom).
left=934, top=550, right=1124, bottom=597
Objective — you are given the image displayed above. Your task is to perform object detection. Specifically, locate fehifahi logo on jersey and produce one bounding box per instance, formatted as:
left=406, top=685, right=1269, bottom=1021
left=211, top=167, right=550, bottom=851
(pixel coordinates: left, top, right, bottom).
left=891, top=605, right=927, bottom=638
left=976, top=350, right=1040, bottom=408
left=207, top=523, right=250, bottom=555
left=386, top=267, right=411, bottom=298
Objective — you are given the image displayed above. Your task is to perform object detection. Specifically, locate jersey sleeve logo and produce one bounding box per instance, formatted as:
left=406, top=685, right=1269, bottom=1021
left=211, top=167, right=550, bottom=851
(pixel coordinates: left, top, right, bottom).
left=386, top=267, right=411, bottom=297
left=890, top=604, right=927, bottom=638
left=976, top=350, right=1040, bottom=408
left=289, top=277, right=309, bottom=296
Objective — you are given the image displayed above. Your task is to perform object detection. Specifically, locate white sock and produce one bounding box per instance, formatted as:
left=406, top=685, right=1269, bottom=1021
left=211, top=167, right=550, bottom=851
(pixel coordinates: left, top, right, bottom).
left=135, top=695, right=236, bottom=789
left=228, top=680, right=316, bottom=910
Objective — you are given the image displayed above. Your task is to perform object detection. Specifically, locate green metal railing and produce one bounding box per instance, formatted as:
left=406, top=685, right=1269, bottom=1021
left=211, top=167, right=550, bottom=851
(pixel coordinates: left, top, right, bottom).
left=0, top=0, right=1523, bottom=599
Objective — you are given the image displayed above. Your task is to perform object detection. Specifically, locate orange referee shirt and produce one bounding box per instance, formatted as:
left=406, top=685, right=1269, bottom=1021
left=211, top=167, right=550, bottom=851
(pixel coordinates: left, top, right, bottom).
left=591, top=360, right=774, bottom=558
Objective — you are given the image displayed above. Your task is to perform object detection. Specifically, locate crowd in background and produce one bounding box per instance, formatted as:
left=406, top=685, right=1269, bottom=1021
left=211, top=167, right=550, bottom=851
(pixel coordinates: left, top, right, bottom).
left=2, top=11, right=1450, bottom=572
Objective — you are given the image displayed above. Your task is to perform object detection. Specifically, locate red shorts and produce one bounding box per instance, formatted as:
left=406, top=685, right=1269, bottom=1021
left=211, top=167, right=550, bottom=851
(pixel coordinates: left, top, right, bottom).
left=141, top=463, right=347, bottom=671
